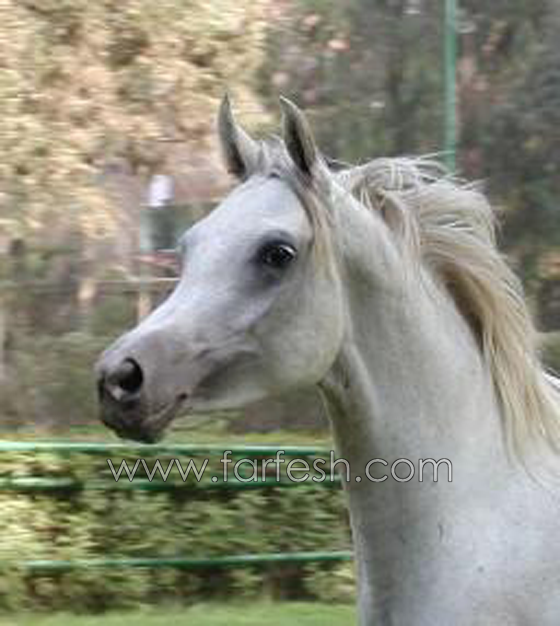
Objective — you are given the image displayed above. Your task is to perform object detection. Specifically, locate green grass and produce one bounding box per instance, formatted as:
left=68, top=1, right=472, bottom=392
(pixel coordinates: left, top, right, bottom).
left=0, top=603, right=356, bottom=626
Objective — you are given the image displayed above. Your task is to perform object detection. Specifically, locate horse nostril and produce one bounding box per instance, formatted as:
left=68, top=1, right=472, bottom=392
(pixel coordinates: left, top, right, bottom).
left=108, top=358, right=144, bottom=398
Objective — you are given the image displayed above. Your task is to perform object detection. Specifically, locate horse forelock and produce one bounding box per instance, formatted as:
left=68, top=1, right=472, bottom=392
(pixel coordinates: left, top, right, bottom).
left=249, top=138, right=335, bottom=264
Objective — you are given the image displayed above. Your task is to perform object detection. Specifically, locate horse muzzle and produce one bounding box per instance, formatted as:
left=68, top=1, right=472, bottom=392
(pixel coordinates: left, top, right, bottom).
left=96, top=356, right=186, bottom=443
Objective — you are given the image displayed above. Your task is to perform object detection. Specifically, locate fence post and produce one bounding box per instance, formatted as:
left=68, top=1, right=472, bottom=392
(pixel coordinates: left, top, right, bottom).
left=0, top=296, right=5, bottom=383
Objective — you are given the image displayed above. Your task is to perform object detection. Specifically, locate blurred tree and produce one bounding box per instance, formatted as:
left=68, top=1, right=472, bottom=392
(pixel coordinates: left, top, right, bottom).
left=0, top=0, right=268, bottom=246
left=260, top=0, right=445, bottom=160
left=261, top=0, right=553, bottom=162
left=479, top=8, right=560, bottom=274
left=261, top=0, right=559, bottom=296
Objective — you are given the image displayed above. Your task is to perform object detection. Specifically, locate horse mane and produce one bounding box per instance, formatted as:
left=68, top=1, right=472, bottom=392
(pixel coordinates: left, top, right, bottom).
left=336, top=157, right=560, bottom=459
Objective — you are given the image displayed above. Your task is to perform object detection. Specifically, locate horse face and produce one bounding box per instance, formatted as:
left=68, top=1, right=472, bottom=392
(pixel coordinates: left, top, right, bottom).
left=96, top=101, right=345, bottom=441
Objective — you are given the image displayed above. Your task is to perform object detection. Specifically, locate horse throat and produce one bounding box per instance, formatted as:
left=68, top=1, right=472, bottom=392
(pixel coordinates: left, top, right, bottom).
left=318, top=249, right=506, bottom=624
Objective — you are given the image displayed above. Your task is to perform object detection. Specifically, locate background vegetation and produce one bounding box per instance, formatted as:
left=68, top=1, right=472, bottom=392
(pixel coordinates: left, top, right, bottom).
left=0, top=449, right=352, bottom=612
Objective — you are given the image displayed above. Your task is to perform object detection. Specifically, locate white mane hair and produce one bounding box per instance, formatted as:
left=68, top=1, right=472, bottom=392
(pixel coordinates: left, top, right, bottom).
left=335, top=157, right=560, bottom=460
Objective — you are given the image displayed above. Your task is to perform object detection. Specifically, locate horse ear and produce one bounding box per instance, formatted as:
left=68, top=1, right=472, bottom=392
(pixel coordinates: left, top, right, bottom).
left=280, top=96, right=318, bottom=177
left=217, top=94, right=259, bottom=179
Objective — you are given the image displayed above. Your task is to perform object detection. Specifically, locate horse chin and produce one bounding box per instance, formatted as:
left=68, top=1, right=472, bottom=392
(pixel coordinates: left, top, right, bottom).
left=101, top=396, right=186, bottom=444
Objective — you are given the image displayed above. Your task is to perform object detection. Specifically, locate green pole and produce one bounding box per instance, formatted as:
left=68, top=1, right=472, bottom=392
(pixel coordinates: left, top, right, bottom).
left=444, top=0, right=457, bottom=171
left=22, top=551, right=354, bottom=572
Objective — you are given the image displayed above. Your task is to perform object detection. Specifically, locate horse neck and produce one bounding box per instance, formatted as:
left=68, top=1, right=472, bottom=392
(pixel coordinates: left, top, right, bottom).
left=319, top=199, right=510, bottom=622
left=323, top=270, right=501, bottom=464
left=321, top=195, right=502, bottom=461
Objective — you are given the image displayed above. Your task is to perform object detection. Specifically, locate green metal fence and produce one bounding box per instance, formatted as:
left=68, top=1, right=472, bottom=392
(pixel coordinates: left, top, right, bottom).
left=0, top=441, right=353, bottom=572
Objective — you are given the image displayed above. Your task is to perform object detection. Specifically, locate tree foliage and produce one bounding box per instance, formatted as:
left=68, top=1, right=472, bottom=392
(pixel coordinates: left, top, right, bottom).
left=260, top=0, right=560, bottom=294
left=480, top=8, right=560, bottom=266
left=0, top=0, right=267, bottom=241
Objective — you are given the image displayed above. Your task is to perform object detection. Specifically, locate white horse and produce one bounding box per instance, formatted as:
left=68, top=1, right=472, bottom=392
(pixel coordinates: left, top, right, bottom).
left=97, top=96, right=560, bottom=625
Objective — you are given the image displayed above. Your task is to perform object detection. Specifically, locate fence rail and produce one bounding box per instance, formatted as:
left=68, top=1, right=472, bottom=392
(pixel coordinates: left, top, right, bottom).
left=24, top=552, right=354, bottom=573
left=0, top=277, right=179, bottom=293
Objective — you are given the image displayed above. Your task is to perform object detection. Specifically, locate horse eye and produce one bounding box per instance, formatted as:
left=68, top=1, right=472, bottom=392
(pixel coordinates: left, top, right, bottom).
left=258, top=242, right=297, bottom=270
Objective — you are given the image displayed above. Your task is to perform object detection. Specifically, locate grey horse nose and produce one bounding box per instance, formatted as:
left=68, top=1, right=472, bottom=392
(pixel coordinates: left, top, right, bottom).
left=100, top=358, right=144, bottom=403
